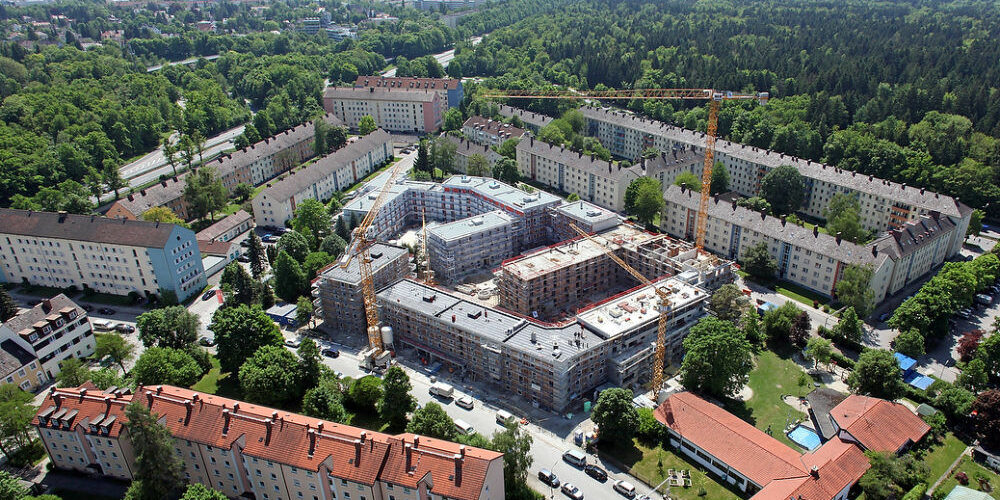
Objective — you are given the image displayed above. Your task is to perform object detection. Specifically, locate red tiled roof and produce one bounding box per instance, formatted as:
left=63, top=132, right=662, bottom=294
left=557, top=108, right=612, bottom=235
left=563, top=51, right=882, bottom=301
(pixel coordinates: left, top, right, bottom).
left=34, top=387, right=132, bottom=438
left=655, top=392, right=807, bottom=485
left=197, top=239, right=234, bottom=257
left=831, top=395, right=930, bottom=452
left=354, top=75, right=460, bottom=91
left=381, top=433, right=501, bottom=500
left=752, top=438, right=870, bottom=500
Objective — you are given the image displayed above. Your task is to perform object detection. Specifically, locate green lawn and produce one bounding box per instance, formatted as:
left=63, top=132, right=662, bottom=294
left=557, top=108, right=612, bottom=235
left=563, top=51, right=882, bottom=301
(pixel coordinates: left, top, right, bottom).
left=915, top=433, right=968, bottom=486
left=16, top=284, right=74, bottom=297
left=601, top=440, right=741, bottom=500
left=775, top=281, right=830, bottom=307
left=725, top=350, right=814, bottom=449
left=935, top=456, right=1000, bottom=499
left=81, top=291, right=141, bottom=307
left=191, top=357, right=243, bottom=400
left=51, top=489, right=121, bottom=500
left=344, top=158, right=398, bottom=194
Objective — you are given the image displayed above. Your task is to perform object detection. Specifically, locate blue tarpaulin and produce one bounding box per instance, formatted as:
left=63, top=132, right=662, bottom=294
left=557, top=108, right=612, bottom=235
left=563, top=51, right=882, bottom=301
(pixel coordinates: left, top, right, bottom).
left=894, top=352, right=917, bottom=373
left=904, top=371, right=934, bottom=390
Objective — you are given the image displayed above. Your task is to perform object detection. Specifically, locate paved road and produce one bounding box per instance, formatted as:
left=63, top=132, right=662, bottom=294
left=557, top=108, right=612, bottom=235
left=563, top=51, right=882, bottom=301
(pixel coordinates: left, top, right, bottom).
left=118, top=124, right=245, bottom=185
left=146, top=54, right=220, bottom=73
left=382, top=36, right=482, bottom=77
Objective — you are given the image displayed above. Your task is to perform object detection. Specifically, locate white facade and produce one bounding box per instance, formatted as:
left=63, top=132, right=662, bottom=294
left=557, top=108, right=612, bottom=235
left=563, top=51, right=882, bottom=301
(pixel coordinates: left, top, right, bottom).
left=0, top=295, right=94, bottom=380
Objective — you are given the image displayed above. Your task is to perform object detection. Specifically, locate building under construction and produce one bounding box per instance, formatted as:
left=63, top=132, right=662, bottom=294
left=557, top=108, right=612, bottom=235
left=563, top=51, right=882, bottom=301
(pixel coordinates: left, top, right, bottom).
left=313, top=243, right=411, bottom=337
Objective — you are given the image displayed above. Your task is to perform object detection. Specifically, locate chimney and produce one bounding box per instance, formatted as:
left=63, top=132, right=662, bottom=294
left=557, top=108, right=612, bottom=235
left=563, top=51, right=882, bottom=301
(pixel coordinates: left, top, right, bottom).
left=454, top=448, right=465, bottom=486
left=161, top=180, right=167, bottom=188
left=232, top=403, right=240, bottom=413
left=452, top=315, right=456, bottom=323
left=810, top=465, right=819, bottom=479
left=145, top=390, right=153, bottom=407
left=813, top=226, right=819, bottom=237
left=264, top=418, right=273, bottom=446
left=405, top=443, right=413, bottom=473
left=760, top=210, right=766, bottom=220
left=184, top=399, right=192, bottom=425
left=872, top=246, right=879, bottom=257
left=780, top=216, right=786, bottom=226
left=836, top=232, right=842, bottom=244
left=413, top=436, right=419, bottom=448
left=140, top=189, right=146, bottom=196
left=42, top=298, right=52, bottom=311
left=104, top=397, right=113, bottom=414
left=307, top=429, right=316, bottom=456
left=127, top=194, right=134, bottom=202
left=354, top=439, right=362, bottom=465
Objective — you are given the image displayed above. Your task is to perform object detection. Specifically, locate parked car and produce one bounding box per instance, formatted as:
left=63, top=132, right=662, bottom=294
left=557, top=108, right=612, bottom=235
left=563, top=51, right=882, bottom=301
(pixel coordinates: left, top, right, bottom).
left=198, top=336, right=216, bottom=347
left=456, top=395, right=475, bottom=410
left=240, top=239, right=250, bottom=247
left=98, top=308, right=115, bottom=315
left=584, top=464, right=608, bottom=482
left=878, top=312, right=891, bottom=322
left=81, top=304, right=94, bottom=312
left=238, top=255, right=251, bottom=263
left=957, top=308, right=973, bottom=319
left=115, top=323, right=135, bottom=333
left=613, top=480, right=636, bottom=498
left=202, top=289, right=217, bottom=301
left=560, top=483, right=584, bottom=500
left=284, top=338, right=301, bottom=348
left=538, top=469, right=560, bottom=488
left=322, top=348, right=340, bottom=358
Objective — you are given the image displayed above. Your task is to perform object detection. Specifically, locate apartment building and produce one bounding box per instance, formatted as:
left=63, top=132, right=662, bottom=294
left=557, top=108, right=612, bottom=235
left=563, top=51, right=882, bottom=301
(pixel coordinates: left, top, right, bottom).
left=35, top=384, right=504, bottom=500
left=195, top=210, right=252, bottom=243
left=378, top=277, right=707, bottom=410
left=354, top=76, right=464, bottom=109
left=253, top=130, right=393, bottom=228
left=497, top=104, right=552, bottom=133
left=548, top=200, right=621, bottom=242
left=313, top=243, right=410, bottom=337
left=106, top=115, right=343, bottom=221
left=461, top=116, right=526, bottom=147
left=442, top=135, right=503, bottom=175
left=661, top=184, right=958, bottom=302
left=427, top=210, right=518, bottom=283
left=579, top=106, right=973, bottom=252
left=516, top=137, right=645, bottom=211
left=323, top=87, right=442, bottom=133
left=0, top=294, right=94, bottom=382
left=0, top=210, right=206, bottom=302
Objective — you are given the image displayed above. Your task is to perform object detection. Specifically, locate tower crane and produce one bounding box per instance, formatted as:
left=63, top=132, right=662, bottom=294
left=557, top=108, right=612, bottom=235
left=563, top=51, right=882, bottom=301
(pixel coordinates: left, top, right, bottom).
left=479, top=88, right=768, bottom=251
left=338, top=154, right=410, bottom=369
left=568, top=223, right=676, bottom=394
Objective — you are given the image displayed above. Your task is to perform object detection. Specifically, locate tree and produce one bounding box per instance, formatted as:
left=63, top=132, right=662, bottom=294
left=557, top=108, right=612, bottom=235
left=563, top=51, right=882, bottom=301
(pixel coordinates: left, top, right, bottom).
left=180, top=484, right=227, bottom=500
left=358, top=115, right=377, bottom=135
left=824, top=193, right=868, bottom=243
left=103, top=161, right=127, bottom=200
left=303, top=251, right=335, bottom=279
left=742, top=242, right=777, bottom=280
left=834, top=307, right=864, bottom=344
left=277, top=231, right=310, bottom=263
left=836, top=265, right=875, bottom=318
left=762, top=302, right=800, bottom=343
left=379, top=366, right=416, bottom=429
left=625, top=177, right=660, bottom=213
left=566, top=193, right=580, bottom=202
left=297, top=337, right=321, bottom=389
left=958, top=358, right=989, bottom=393
left=348, top=375, right=383, bottom=413
left=0, top=288, right=16, bottom=322
left=893, top=329, right=925, bottom=358
left=709, top=284, right=750, bottom=322
left=136, top=306, right=199, bottom=349
left=124, top=402, right=184, bottom=500
left=710, top=162, right=730, bottom=195
left=302, top=383, right=348, bottom=423
left=239, top=345, right=302, bottom=407
left=431, top=136, right=457, bottom=175
left=0, top=470, right=27, bottom=500
left=491, top=420, right=533, bottom=486
left=971, top=390, right=1000, bottom=449
left=90, top=367, right=125, bottom=390
left=247, top=232, right=266, bottom=278
left=407, top=401, right=456, bottom=440
left=467, top=153, right=490, bottom=177
left=758, top=164, right=805, bottom=215
left=673, top=171, right=701, bottom=191
left=210, top=304, right=283, bottom=374
left=740, top=309, right=766, bottom=348
left=497, top=137, right=520, bottom=159
left=805, top=337, right=833, bottom=369
left=443, top=108, right=464, bottom=131
left=56, top=358, right=90, bottom=387
left=632, top=177, right=665, bottom=225
left=131, top=347, right=203, bottom=387
left=790, top=311, right=811, bottom=347
left=935, top=386, right=974, bottom=423
left=858, top=451, right=929, bottom=500
left=293, top=199, right=331, bottom=244
left=296, top=296, right=315, bottom=329
left=183, top=167, right=227, bottom=221
left=956, top=330, right=984, bottom=362
left=980, top=334, right=1000, bottom=381
left=220, top=262, right=264, bottom=306
left=681, top=316, right=754, bottom=398
left=592, top=388, right=639, bottom=442
left=273, top=251, right=308, bottom=303
left=319, top=234, right=347, bottom=258
left=0, top=385, right=35, bottom=459
left=415, top=140, right=431, bottom=173
left=141, top=206, right=186, bottom=226
left=233, top=183, right=254, bottom=203
left=848, top=349, right=905, bottom=400
left=492, top=157, right=520, bottom=184
left=968, top=209, right=984, bottom=237
left=95, top=332, right=134, bottom=375
left=737, top=196, right=772, bottom=213
left=334, top=216, right=351, bottom=241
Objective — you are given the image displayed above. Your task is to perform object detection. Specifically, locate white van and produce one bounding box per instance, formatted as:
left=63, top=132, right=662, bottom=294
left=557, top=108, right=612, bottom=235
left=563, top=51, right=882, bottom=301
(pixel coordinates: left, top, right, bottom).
left=454, top=419, right=475, bottom=435
left=495, top=410, right=514, bottom=425
left=429, top=382, right=454, bottom=399
left=562, top=449, right=587, bottom=468
left=91, top=319, right=114, bottom=332
left=613, top=480, right=636, bottom=498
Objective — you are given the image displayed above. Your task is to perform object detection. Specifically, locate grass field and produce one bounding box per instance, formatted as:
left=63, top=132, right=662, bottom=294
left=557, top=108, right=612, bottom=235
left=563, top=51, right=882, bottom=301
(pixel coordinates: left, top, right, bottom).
left=602, top=440, right=741, bottom=500
left=190, top=357, right=242, bottom=400
left=725, top=350, right=814, bottom=449
left=775, top=281, right=830, bottom=307
left=935, top=456, right=1000, bottom=499
left=915, top=433, right=968, bottom=486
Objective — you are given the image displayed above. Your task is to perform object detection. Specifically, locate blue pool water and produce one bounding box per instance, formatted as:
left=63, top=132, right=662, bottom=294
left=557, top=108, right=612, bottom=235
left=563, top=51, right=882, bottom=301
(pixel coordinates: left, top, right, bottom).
left=787, top=425, right=821, bottom=451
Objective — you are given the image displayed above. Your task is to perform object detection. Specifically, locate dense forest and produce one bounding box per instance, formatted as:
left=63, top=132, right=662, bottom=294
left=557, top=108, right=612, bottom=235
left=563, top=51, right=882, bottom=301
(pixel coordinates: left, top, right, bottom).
left=455, top=0, right=1000, bottom=217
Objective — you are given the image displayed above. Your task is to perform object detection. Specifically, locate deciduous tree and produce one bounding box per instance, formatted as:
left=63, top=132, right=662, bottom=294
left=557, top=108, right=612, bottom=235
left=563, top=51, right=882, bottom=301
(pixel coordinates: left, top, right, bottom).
left=210, top=304, right=283, bottom=374
left=681, top=316, right=754, bottom=398
left=180, top=484, right=228, bottom=500
left=710, top=284, right=750, bottom=322
left=592, top=388, right=639, bottom=442
left=491, top=420, right=533, bottom=486
left=239, top=345, right=302, bottom=407
left=824, top=193, right=868, bottom=243
left=805, top=337, right=833, bottom=369
left=302, top=382, right=347, bottom=423
left=348, top=375, right=383, bottom=413
left=95, top=332, right=135, bottom=376
left=934, top=387, right=974, bottom=423
left=379, top=366, right=416, bottom=429
left=131, top=347, right=203, bottom=387
left=141, top=206, right=187, bottom=226
left=673, top=171, right=701, bottom=191
left=136, top=306, right=200, bottom=349
left=837, top=265, right=875, bottom=318
left=358, top=115, right=377, bottom=135
left=758, top=164, right=805, bottom=215
left=893, top=329, right=926, bottom=358
left=848, top=349, right=905, bottom=400
left=971, top=390, right=1000, bottom=449
left=56, top=358, right=90, bottom=387
left=0, top=288, right=16, bottom=322
left=247, top=232, right=266, bottom=279
left=467, top=153, right=490, bottom=177
left=743, top=242, right=777, bottom=280
left=292, top=199, right=331, bottom=244
left=492, top=157, right=519, bottom=184
left=123, top=402, right=184, bottom=500
left=277, top=231, right=310, bottom=263
left=710, top=162, right=730, bottom=195
left=407, top=402, right=456, bottom=440
left=273, top=251, right=308, bottom=303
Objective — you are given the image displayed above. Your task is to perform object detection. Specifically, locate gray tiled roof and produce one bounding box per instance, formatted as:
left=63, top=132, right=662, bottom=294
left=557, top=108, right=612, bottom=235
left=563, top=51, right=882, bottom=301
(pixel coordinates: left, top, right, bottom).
left=873, top=212, right=956, bottom=261
left=208, top=114, right=343, bottom=179
left=261, top=129, right=393, bottom=202
left=195, top=210, right=252, bottom=241
left=0, top=209, right=180, bottom=249
left=582, top=106, right=971, bottom=218
left=664, top=185, right=888, bottom=266
left=319, top=243, right=408, bottom=285
left=1, top=293, right=83, bottom=336
left=111, top=176, right=186, bottom=216
left=462, top=116, right=525, bottom=139
left=497, top=105, right=553, bottom=129
left=1, top=339, right=35, bottom=377
left=324, top=86, right=439, bottom=103
left=640, top=147, right=704, bottom=175
left=442, top=135, right=496, bottom=158
left=516, top=136, right=646, bottom=181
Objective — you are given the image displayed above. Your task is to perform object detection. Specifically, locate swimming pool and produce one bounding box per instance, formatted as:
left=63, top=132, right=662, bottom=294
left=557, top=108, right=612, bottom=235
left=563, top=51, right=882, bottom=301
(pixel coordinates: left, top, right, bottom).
left=787, top=424, right=821, bottom=451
